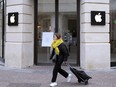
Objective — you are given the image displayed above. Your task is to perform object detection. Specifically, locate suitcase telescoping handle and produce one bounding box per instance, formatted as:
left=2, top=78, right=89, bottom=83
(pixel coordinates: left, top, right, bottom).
left=66, top=63, right=72, bottom=68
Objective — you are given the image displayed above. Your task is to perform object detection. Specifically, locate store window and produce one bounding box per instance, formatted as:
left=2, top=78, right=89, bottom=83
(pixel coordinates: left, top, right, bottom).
left=36, top=0, right=55, bottom=63
left=36, top=0, right=78, bottom=64
left=37, top=15, right=51, bottom=63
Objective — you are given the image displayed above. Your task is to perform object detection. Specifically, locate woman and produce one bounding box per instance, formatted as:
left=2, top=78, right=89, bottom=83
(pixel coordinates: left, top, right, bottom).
left=49, top=33, right=72, bottom=87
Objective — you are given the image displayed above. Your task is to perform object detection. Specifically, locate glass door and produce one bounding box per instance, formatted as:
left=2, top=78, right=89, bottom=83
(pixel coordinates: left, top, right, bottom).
left=36, top=0, right=78, bottom=64
left=37, top=0, right=55, bottom=64
left=59, top=0, right=77, bottom=64
left=37, top=15, right=51, bottom=63
left=62, top=15, right=77, bottom=64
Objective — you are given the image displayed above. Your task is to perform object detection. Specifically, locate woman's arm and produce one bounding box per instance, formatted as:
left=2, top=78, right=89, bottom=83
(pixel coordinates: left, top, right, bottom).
left=61, top=43, right=69, bottom=61
left=49, top=49, right=55, bottom=60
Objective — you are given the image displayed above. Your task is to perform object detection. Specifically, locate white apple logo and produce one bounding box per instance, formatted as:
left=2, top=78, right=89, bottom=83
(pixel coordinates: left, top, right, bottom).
left=10, top=14, right=15, bottom=23
left=95, top=13, right=102, bottom=22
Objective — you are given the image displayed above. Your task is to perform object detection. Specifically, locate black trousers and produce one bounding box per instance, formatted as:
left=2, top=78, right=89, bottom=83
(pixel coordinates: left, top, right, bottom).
left=51, top=59, right=68, bottom=82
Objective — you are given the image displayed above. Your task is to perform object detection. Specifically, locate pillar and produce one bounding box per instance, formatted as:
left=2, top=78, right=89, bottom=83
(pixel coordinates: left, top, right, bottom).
left=5, top=0, right=34, bottom=68
left=80, top=0, right=110, bottom=70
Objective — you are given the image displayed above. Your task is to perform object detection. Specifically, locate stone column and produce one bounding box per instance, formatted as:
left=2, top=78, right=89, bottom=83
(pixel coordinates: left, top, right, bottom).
left=5, top=0, right=34, bottom=68
left=80, top=0, right=110, bottom=69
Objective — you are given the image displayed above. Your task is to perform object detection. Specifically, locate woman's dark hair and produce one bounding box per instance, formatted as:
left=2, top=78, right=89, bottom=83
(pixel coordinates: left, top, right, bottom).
left=55, top=33, right=61, bottom=39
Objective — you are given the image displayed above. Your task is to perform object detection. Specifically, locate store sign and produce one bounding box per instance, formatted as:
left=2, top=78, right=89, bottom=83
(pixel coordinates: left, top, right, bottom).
left=8, top=12, right=19, bottom=26
left=91, top=11, right=105, bottom=25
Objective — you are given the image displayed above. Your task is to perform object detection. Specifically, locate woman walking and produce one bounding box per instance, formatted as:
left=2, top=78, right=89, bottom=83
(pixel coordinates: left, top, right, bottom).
left=49, top=33, right=72, bottom=87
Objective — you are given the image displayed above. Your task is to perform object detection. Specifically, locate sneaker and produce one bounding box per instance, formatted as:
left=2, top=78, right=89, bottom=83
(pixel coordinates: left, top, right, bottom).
left=50, top=82, right=57, bottom=87
left=67, top=74, right=72, bottom=82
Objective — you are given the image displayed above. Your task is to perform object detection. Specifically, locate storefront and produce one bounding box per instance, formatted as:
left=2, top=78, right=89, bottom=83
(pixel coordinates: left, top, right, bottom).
left=34, top=0, right=80, bottom=65
left=2, top=0, right=115, bottom=70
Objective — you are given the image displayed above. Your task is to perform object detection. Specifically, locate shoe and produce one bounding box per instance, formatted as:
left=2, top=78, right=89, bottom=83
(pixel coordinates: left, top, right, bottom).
left=67, top=74, right=72, bottom=82
left=50, top=82, right=57, bottom=87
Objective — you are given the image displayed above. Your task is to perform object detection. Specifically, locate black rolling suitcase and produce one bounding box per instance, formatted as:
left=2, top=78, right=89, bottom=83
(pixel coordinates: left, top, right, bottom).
left=69, top=65, right=92, bottom=85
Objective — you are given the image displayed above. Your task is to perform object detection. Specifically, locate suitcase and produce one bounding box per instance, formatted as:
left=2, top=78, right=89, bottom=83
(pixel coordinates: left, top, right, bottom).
left=69, top=65, right=92, bottom=85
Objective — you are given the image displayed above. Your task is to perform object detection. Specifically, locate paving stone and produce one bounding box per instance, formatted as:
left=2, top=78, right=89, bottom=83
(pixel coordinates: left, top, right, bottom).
left=8, top=83, right=41, bottom=87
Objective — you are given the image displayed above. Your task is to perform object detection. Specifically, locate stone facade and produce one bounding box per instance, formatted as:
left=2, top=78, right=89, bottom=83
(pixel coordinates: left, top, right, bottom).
left=5, top=0, right=34, bottom=68
left=4, top=0, right=110, bottom=70
left=80, top=0, right=110, bottom=69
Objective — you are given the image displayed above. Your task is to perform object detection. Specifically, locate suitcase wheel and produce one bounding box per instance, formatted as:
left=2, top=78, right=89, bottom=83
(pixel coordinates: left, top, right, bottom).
left=78, top=79, right=81, bottom=83
left=84, top=80, right=88, bottom=85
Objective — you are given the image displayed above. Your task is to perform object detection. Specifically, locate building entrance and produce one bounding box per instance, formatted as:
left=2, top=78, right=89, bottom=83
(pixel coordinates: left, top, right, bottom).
left=35, top=0, right=80, bottom=65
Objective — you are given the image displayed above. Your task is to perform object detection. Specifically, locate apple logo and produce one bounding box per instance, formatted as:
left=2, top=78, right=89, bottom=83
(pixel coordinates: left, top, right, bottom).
left=95, top=13, right=102, bottom=22
left=10, top=14, right=15, bottom=23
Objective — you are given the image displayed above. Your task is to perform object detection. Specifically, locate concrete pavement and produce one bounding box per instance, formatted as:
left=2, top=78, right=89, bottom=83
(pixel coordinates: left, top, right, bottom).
left=0, top=65, right=115, bottom=87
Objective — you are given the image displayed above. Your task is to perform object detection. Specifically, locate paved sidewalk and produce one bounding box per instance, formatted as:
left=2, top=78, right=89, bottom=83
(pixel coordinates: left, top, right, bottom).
left=0, top=65, right=115, bottom=87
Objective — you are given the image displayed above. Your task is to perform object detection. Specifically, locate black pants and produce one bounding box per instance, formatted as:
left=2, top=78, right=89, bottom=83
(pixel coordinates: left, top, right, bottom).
left=51, top=59, right=68, bottom=82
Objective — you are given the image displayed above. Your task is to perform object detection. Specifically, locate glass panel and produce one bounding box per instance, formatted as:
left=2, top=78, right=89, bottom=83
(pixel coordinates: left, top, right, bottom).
left=110, top=0, right=116, bottom=64
left=37, top=0, right=55, bottom=63
left=59, top=0, right=77, bottom=64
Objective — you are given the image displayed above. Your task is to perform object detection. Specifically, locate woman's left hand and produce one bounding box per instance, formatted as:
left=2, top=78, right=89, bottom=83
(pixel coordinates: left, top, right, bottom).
left=63, top=61, right=67, bottom=65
